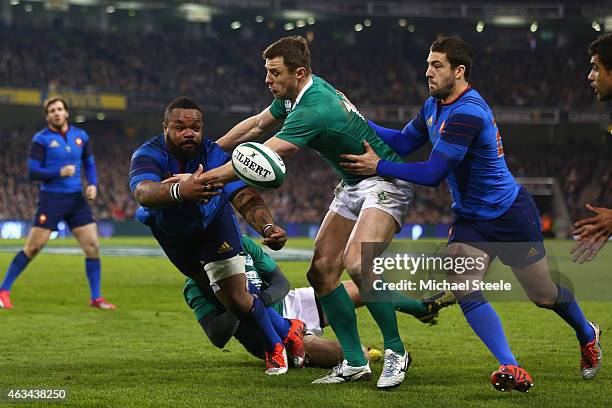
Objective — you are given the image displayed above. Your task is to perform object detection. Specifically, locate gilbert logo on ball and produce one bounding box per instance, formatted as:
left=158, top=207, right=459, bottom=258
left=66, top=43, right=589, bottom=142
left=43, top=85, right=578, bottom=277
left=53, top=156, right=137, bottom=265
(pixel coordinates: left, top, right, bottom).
left=232, top=142, right=286, bottom=189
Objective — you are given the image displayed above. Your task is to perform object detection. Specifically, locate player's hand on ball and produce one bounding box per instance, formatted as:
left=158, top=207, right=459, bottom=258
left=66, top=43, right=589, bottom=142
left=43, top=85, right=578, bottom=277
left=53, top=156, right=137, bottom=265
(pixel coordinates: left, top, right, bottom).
left=263, top=225, right=287, bottom=251
left=339, top=140, right=380, bottom=176
left=60, top=164, right=76, bottom=177
left=85, top=185, right=97, bottom=202
left=177, top=164, right=223, bottom=203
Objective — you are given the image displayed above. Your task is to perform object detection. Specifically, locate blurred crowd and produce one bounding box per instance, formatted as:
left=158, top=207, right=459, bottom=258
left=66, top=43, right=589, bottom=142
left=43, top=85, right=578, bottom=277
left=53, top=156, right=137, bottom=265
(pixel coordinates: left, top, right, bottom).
left=0, top=25, right=601, bottom=109
left=1, top=130, right=608, bottom=232
left=0, top=22, right=609, bottom=231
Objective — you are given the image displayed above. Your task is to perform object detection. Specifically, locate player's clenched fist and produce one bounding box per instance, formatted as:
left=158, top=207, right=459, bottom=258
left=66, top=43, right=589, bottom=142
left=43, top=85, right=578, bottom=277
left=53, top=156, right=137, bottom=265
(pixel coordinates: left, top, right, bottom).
left=60, top=164, right=76, bottom=177
left=263, top=224, right=287, bottom=251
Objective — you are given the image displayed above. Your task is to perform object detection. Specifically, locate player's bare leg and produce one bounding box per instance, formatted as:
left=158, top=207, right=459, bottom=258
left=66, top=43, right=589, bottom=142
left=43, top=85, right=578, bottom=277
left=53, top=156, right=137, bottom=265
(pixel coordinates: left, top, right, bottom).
left=73, top=223, right=114, bottom=309
left=23, top=226, right=53, bottom=259
left=72, top=223, right=100, bottom=259
left=344, top=208, right=409, bottom=388
left=307, top=210, right=354, bottom=296
left=512, top=257, right=601, bottom=380
left=446, top=242, right=532, bottom=392
left=0, top=227, right=51, bottom=309
left=310, top=210, right=374, bottom=383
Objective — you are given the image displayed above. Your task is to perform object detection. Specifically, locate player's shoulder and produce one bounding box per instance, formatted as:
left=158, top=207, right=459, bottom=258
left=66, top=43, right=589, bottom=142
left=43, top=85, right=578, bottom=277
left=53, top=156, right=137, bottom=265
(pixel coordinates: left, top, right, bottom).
left=69, top=125, right=88, bottom=138
left=301, top=75, right=337, bottom=103
left=451, top=88, right=491, bottom=117
left=132, top=134, right=165, bottom=159
left=32, top=128, right=49, bottom=142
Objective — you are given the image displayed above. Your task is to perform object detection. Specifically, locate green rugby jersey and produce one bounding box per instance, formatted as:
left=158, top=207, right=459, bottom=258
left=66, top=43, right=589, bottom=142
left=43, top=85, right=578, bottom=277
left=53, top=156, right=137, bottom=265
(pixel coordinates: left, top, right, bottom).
left=183, top=235, right=283, bottom=321
left=269, top=75, right=404, bottom=185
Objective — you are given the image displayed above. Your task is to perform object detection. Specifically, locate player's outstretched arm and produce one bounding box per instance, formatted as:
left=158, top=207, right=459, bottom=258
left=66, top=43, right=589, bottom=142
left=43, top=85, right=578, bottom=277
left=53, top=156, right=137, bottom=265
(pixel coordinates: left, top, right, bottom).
left=368, top=119, right=428, bottom=156
left=570, top=204, right=612, bottom=263
left=340, top=140, right=459, bottom=187
left=230, top=188, right=287, bottom=250
left=263, top=136, right=300, bottom=158
left=216, top=108, right=282, bottom=151
left=134, top=164, right=222, bottom=208
left=258, top=267, right=290, bottom=306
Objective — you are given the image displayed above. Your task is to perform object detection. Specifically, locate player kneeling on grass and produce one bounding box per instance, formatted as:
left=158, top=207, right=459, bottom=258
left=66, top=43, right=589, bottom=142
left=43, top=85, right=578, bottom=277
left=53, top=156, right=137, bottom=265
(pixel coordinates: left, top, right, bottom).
left=129, top=97, right=298, bottom=375
left=184, top=235, right=455, bottom=368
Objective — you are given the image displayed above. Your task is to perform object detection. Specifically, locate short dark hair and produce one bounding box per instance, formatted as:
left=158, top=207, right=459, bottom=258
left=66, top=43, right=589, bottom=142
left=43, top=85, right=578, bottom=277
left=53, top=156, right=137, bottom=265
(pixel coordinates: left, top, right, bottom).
left=262, top=36, right=312, bottom=75
left=43, top=97, right=68, bottom=116
left=163, top=97, right=202, bottom=124
left=430, top=36, right=473, bottom=81
left=589, top=33, right=612, bottom=71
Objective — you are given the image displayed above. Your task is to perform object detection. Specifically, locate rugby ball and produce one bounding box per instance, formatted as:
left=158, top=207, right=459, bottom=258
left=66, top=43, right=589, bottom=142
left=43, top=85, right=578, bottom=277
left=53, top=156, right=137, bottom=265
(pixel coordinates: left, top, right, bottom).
left=231, top=142, right=286, bottom=190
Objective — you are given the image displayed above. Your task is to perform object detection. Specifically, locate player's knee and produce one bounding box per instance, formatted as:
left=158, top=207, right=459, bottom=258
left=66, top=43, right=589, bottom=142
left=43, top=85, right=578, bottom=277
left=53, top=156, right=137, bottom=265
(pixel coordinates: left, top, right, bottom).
left=82, top=240, right=100, bottom=258
left=531, top=296, right=557, bottom=309
left=24, top=243, right=44, bottom=258
left=342, top=256, right=361, bottom=279
left=307, top=262, right=336, bottom=292
left=221, top=291, right=252, bottom=315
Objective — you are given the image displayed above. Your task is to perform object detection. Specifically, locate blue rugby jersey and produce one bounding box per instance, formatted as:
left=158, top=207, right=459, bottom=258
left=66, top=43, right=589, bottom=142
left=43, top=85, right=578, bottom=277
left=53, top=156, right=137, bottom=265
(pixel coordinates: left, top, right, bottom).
left=129, top=135, right=247, bottom=235
left=376, top=87, right=519, bottom=220
left=28, top=126, right=97, bottom=193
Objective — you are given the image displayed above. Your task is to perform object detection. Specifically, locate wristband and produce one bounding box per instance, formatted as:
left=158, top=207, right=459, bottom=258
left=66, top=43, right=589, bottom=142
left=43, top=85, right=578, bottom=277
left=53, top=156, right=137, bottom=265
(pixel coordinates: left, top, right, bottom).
left=262, top=224, right=274, bottom=236
left=170, top=183, right=183, bottom=202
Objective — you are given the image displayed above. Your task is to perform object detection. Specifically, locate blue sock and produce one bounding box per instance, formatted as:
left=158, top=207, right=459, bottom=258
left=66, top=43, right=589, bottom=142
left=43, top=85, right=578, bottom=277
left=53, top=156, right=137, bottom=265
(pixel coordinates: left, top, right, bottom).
left=459, top=291, right=518, bottom=366
left=249, top=295, right=283, bottom=352
left=553, top=285, right=595, bottom=345
left=247, top=281, right=291, bottom=339
left=85, top=258, right=102, bottom=300
left=1, top=250, right=31, bottom=291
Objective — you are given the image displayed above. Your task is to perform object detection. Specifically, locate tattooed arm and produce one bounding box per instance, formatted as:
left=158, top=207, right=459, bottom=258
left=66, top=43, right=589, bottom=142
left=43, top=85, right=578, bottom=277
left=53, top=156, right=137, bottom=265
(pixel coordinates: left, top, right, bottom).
left=231, top=187, right=287, bottom=250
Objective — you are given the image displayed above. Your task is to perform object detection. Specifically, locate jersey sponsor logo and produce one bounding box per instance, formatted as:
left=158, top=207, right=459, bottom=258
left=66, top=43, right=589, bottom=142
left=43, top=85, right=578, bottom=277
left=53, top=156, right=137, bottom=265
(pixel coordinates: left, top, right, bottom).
left=217, top=241, right=234, bottom=254
left=38, top=214, right=47, bottom=224
left=284, top=100, right=292, bottom=113
left=75, top=137, right=83, bottom=146
left=49, top=140, right=60, bottom=148
left=427, top=116, right=433, bottom=127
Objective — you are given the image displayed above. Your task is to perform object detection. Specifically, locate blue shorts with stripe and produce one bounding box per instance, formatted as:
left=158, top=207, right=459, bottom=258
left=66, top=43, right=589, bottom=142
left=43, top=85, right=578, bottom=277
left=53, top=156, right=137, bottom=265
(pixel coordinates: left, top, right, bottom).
left=33, top=191, right=94, bottom=231
left=448, top=185, right=546, bottom=268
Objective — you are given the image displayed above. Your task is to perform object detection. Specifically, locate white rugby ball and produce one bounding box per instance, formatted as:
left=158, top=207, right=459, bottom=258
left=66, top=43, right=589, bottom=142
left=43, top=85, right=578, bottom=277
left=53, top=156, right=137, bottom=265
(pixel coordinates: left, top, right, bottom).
left=231, top=142, right=286, bottom=190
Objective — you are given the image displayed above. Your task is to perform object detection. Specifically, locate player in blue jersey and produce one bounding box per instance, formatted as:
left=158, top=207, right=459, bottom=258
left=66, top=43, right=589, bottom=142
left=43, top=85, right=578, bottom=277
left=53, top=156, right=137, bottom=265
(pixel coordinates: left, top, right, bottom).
left=129, top=97, right=303, bottom=375
left=341, top=37, right=602, bottom=391
left=0, top=98, right=114, bottom=310
left=571, top=33, right=612, bottom=263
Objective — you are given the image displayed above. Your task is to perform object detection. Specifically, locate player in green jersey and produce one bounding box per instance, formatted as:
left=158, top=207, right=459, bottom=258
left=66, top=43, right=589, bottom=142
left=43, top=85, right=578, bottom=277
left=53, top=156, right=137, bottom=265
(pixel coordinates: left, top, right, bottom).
left=185, top=235, right=453, bottom=368
left=200, top=36, right=437, bottom=388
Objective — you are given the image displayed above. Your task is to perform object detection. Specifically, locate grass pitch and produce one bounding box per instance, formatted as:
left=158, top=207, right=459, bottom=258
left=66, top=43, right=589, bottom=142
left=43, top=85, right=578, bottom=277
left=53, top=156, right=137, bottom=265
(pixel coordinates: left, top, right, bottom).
left=0, top=238, right=610, bottom=407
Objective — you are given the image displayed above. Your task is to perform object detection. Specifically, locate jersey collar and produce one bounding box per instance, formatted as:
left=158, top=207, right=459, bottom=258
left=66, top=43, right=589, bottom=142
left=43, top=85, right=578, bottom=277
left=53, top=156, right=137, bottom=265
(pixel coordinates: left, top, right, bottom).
left=291, top=76, right=314, bottom=111
left=438, top=85, right=472, bottom=106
